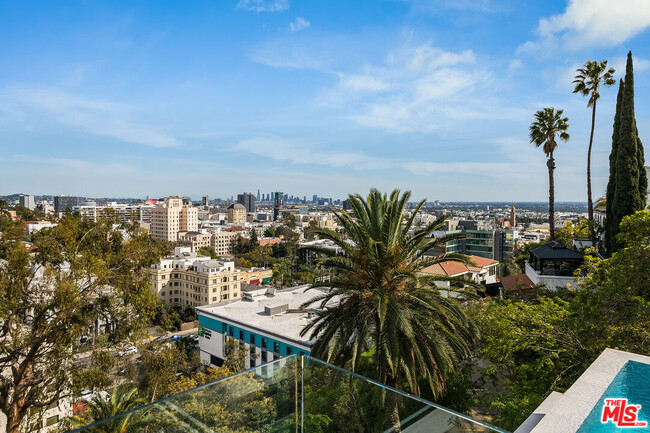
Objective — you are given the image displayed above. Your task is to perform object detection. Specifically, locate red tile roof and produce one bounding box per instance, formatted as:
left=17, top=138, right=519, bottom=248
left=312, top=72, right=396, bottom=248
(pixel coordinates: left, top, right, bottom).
left=421, top=254, right=498, bottom=276
left=499, top=274, right=534, bottom=291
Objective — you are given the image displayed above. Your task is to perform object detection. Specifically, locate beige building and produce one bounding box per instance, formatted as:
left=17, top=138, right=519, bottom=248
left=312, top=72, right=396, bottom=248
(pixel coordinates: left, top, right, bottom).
left=227, top=203, right=247, bottom=224
left=177, top=230, right=238, bottom=256
left=177, top=230, right=212, bottom=252
left=150, top=197, right=198, bottom=242
left=151, top=247, right=241, bottom=307
left=211, top=231, right=238, bottom=256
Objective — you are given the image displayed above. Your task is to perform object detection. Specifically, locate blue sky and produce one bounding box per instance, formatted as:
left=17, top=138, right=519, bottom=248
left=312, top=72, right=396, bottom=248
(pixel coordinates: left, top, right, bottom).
left=1, top=0, right=650, bottom=201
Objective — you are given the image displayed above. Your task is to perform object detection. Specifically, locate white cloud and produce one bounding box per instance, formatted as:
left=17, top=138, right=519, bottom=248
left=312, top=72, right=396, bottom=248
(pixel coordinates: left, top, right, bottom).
left=325, top=43, right=521, bottom=133
left=289, top=17, right=310, bottom=32
left=3, top=86, right=182, bottom=148
left=237, top=0, right=289, bottom=13
left=3, top=155, right=133, bottom=175
left=521, top=0, right=650, bottom=52
left=233, top=136, right=527, bottom=178
left=507, top=59, right=523, bottom=72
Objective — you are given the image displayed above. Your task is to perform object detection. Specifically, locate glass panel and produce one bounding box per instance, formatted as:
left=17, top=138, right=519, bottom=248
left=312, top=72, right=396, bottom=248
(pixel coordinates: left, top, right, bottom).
left=67, top=355, right=507, bottom=433
left=302, top=356, right=507, bottom=433
left=68, top=355, right=298, bottom=433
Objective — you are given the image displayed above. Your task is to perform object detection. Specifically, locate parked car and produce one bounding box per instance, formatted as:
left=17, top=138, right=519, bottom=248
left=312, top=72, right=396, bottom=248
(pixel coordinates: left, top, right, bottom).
left=169, top=335, right=182, bottom=342
left=118, top=346, right=138, bottom=357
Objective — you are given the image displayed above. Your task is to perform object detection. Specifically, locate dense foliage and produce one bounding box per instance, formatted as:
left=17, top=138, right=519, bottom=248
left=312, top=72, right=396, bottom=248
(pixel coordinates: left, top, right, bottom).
left=0, top=215, right=168, bottom=433
left=474, top=210, right=650, bottom=429
left=605, top=52, right=647, bottom=254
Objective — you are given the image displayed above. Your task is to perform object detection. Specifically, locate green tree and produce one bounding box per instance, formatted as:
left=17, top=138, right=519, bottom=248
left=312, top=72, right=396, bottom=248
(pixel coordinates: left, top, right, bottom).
left=573, top=60, right=616, bottom=242
left=529, top=108, right=570, bottom=240
left=70, top=386, right=149, bottom=432
left=0, top=215, right=167, bottom=433
left=300, top=189, right=477, bottom=430
left=574, top=211, right=650, bottom=353
left=605, top=52, right=647, bottom=254
left=233, top=235, right=251, bottom=255
left=250, top=228, right=259, bottom=249
left=263, top=227, right=276, bottom=237
left=281, top=211, right=297, bottom=229
left=139, top=343, right=186, bottom=402
left=605, top=80, right=625, bottom=253
left=198, top=245, right=219, bottom=259
left=304, top=219, right=319, bottom=241
left=471, top=297, right=588, bottom=430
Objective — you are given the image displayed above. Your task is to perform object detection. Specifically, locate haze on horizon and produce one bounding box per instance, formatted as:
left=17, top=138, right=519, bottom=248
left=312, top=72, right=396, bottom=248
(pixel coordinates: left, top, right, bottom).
left=1, top=0, right=650, bottom=202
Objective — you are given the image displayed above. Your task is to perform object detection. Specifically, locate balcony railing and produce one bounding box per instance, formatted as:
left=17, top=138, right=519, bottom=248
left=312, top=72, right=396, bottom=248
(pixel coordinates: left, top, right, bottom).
left=68, top=355, right=508, bottom=432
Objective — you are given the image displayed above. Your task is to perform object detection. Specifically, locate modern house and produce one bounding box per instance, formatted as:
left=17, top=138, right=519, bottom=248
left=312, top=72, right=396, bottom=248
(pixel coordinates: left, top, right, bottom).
left=524, top=241, right=584, bottom=289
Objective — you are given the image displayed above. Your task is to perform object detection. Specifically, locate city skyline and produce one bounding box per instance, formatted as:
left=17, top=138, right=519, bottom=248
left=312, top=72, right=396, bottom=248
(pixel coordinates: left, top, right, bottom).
left=2, top=1, right=650, bottom=201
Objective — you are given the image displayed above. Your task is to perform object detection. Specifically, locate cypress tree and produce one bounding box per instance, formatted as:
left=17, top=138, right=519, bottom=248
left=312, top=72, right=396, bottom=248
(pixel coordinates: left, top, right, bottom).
left=604, top=80, right=624, bottom=253
left=636, top=129, right=647, bottom=209
left=606, top=51, right=646, bottom=254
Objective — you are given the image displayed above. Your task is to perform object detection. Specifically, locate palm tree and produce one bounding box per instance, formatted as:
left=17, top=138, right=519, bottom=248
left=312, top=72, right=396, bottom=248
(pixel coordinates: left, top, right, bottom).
left=71, top=387, right=149, bottom=433
left=530, top=108, right=570, bottom=240
left=573, top=60, right=616, bottom=242
left=300, top=189, right=478, bottom=431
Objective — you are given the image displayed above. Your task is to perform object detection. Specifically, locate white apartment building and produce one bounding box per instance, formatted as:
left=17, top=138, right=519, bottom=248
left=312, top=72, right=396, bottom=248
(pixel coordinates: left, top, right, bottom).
left=150, top=197, right=198, bottom=242
left=73, top=202, right=155, bottom=224
left=150, top=247, right=241, bottom=307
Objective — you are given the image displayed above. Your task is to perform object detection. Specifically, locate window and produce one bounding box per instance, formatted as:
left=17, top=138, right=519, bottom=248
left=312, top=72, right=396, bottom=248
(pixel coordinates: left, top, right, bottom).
left=250, top=358, right=256, bottom=367
left=273, top=341, right=279, bottom=353
left=261, top=350, right=267, bottom=362
left=212, top=297, right=217, bottom=302
left=249, top=334, right=255, bottom=344
left=262, top=337, right=267, bottom=348
left=228, top=327, right=234, bottom=337
left=210, top=354, right=224, bottom=367
left=161, top=292, right=165, bottom=296
left=286, top=346, right=292, bottom=356
left=46, top=415, right=59, bottom=427
left=239, top=330, right=244, bottom=340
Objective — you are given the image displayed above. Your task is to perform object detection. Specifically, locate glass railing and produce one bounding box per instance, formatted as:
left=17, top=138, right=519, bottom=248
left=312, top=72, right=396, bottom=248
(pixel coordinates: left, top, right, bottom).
left=67, top=355, right=508, bottom=433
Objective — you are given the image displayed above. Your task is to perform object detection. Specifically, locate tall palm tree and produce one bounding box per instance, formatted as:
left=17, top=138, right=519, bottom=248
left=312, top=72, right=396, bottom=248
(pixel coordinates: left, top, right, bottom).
left=300, top=189, right=478, bottom=431
left=71, top=387, right=149, bottom=433
left=573, top=60, right=616, bottom=242
left=530, top=108, right=570, bottom=240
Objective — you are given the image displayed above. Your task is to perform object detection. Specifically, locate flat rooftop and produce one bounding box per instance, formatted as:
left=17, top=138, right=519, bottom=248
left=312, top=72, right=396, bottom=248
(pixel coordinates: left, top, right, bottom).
left=196, top=286, right=334, bottom=347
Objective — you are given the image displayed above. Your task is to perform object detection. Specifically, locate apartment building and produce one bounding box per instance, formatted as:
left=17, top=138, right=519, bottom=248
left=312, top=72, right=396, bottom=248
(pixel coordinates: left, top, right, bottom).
left=150, top=197, right=198, bottom=242
left=150, top=247, right=241, bottom=307
left=53, top=195, right=78, bottom=213
left=211, top=231, right=238, bottom=256
left=196, top=285, right=328, bottom=368
left=73, top=203, right=154, bottom=224
left=227, top=203, right=247, bottom=224
left=177, top=230, right=212, bottom=251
